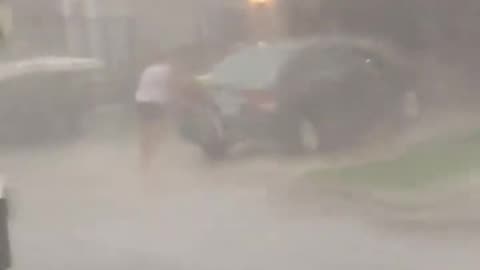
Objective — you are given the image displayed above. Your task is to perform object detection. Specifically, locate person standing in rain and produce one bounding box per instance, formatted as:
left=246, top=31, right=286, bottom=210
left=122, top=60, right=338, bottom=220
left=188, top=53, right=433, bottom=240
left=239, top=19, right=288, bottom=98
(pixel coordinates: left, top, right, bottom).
left=135, top=56, right=173, bottom=171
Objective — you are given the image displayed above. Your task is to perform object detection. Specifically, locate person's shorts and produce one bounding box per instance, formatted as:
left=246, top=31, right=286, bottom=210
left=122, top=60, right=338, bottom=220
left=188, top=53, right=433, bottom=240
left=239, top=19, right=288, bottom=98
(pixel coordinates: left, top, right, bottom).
left=136, top=102, right=165, bottom=124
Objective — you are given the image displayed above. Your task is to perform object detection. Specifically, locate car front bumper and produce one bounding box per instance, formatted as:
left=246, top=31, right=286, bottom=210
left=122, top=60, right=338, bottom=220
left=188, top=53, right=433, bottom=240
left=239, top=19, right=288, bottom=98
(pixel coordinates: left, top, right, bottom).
left=178, top=99, right=280, bottom=147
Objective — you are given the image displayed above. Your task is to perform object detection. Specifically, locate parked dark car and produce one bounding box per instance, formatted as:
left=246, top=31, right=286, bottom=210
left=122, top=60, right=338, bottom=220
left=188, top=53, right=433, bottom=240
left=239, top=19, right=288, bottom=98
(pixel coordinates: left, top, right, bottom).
left=178, top=38, right=414, bottom=158
left=0, top=57, right=105, bottom=146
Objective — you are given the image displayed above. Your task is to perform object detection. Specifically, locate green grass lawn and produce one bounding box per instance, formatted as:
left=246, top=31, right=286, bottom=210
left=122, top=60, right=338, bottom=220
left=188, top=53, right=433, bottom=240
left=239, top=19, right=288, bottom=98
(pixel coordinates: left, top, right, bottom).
left=311, top=129, right=480, bottom=191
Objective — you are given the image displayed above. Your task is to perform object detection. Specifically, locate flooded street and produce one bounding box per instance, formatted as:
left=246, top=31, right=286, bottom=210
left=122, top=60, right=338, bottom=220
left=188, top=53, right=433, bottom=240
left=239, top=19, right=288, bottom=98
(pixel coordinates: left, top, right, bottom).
left=3, top=0, right=480, bottom=268
left=0, top=136, right=479, bottom=270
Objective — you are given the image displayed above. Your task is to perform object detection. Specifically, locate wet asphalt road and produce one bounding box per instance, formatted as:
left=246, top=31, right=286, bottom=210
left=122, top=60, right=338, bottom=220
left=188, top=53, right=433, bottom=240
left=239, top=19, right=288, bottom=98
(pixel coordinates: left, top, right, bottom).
left=2, top=137, right=480, bottom=270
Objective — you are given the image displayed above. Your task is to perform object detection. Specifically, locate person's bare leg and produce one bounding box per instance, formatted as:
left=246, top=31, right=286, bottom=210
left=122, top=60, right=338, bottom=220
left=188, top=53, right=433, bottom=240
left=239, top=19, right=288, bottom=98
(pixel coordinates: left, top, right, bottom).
left=140, top=122, right=156, bottom=172
left=140, top=117, right=166, bottom=172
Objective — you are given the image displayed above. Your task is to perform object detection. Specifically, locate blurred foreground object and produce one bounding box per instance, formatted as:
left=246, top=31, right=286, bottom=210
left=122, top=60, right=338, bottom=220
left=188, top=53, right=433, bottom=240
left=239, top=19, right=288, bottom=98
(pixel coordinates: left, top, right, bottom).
left=0, top=175, right=10, bottom=270
left=0, top=57, right=106, bottom=146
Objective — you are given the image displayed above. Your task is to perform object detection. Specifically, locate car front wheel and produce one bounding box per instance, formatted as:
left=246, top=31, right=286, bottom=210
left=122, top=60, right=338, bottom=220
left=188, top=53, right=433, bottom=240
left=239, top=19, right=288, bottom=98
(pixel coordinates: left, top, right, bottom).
left=277, top=108, right=321, bottom=155
left=179, top=105, right=228, bottom=160
left=199, top=110, right=228, bottom=160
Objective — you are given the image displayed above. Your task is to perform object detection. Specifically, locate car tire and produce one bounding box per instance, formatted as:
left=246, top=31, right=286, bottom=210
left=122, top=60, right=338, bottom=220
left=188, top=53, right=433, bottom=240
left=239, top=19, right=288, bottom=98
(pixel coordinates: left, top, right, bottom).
left=201, top=141, right=227, bottom=160
left=196, top=107, right=228, bottom=160
left=277, top=107, right=320, bottom=155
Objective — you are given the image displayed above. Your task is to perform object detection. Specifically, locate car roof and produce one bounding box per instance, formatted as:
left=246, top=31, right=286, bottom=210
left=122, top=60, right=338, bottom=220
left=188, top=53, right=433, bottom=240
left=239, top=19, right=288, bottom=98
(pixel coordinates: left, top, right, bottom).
left=202, top=37, right=409, bottom=90
left=205, top=39, right=315, bottom=90
left=0, top=56, right=104, bottom=81
left=279, top=44, right=380, bottom=83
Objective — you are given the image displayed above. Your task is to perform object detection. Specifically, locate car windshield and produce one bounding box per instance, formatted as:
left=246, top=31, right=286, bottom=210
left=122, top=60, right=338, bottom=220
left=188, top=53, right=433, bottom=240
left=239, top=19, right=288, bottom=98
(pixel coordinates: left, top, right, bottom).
left=281, top=45, right=383, bottom=82
left=209, top=41, right=310, bottom=89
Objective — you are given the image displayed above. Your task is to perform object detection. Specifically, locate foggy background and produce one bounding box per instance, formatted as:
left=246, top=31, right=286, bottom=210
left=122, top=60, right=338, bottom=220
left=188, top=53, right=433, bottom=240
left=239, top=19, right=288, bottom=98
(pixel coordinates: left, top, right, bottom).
left=4, top=0, right=480, bottom=109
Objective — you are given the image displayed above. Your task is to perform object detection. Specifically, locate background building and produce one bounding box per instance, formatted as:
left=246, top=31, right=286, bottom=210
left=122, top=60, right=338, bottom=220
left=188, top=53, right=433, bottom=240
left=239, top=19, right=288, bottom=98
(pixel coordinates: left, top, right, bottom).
left=0, top=0, right=282, bottom=94
left=0, top=0, right=12, bottom=44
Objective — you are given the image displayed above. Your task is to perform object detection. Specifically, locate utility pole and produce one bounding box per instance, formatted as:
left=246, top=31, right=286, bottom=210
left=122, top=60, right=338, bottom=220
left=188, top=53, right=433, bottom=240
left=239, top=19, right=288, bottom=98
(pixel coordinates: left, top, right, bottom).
left=0, top=176, right=10, bottom=270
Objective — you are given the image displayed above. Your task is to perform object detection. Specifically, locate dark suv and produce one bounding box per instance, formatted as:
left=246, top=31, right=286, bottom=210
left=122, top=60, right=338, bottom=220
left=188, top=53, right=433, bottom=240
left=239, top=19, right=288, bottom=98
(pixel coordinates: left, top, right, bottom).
left=0, top=177, right=10, bottom=270
left=179, top=38, right=414, bottom=158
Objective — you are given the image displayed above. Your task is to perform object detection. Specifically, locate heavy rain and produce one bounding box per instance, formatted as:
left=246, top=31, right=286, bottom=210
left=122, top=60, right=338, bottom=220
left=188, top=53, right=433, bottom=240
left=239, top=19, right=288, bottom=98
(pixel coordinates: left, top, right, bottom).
left=1, top=0, right=480, bottom=269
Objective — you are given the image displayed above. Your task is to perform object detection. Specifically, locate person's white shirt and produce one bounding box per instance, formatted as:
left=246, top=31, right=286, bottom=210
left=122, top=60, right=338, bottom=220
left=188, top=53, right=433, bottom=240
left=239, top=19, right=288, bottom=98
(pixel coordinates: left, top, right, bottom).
left=135, top=64, right=171, bottom=104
